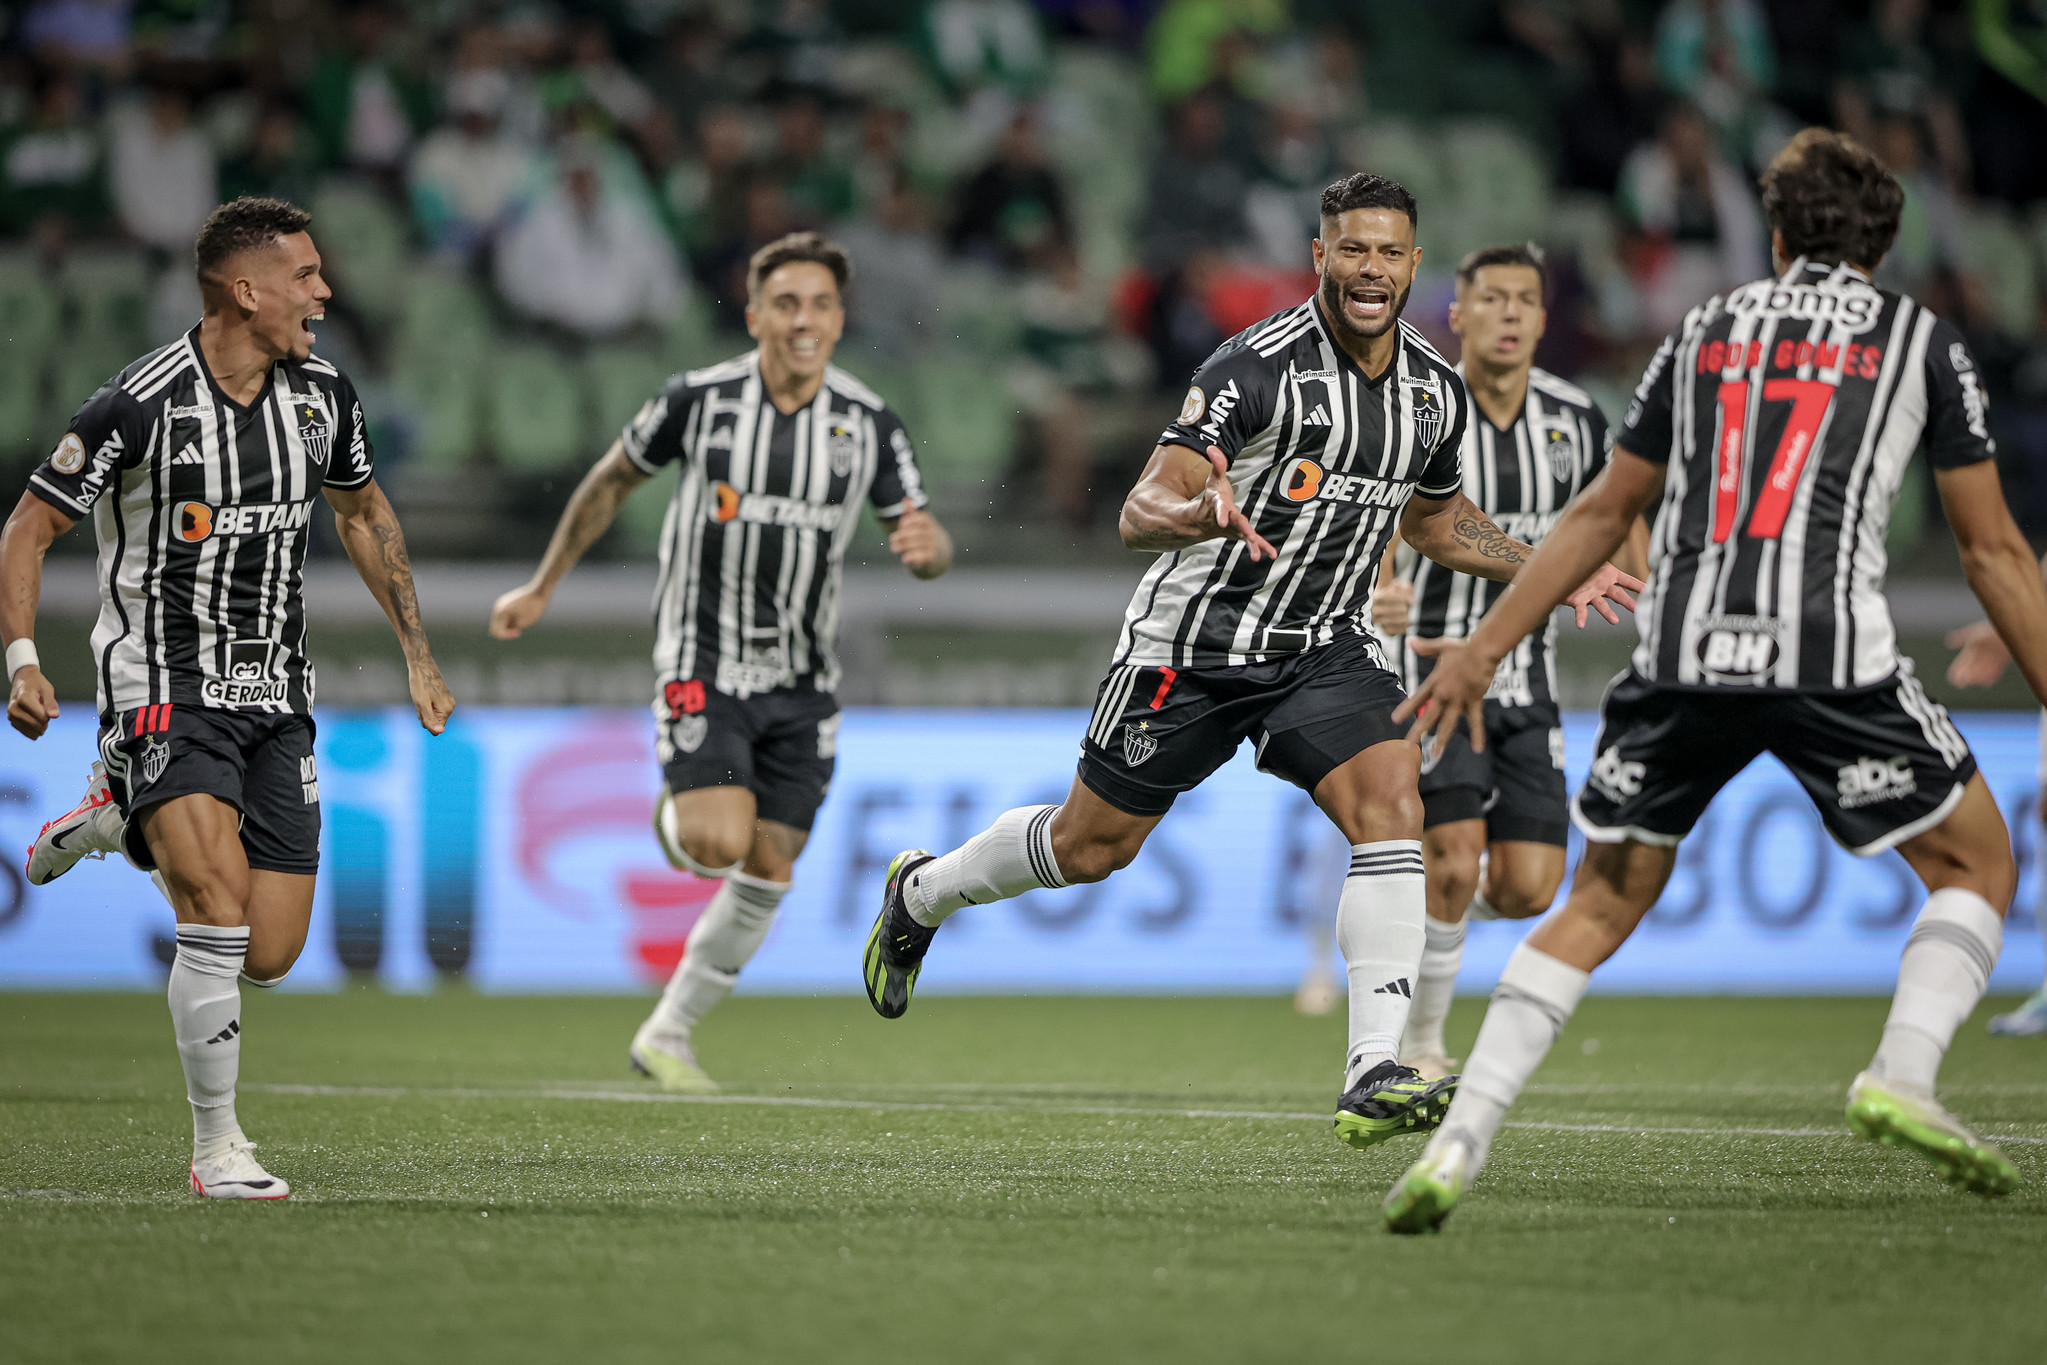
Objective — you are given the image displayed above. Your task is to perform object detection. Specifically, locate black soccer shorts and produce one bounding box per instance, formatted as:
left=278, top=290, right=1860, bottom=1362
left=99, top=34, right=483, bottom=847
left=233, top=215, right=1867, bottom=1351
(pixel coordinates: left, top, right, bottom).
left=98, top=703, right=321, bottom=875
left=655, top=678, right=839, bottom=831
left=1572, top=668, right=1978, bottom=856
left=1077, top=632, right=1411, bottom=817
left=1418, top=699, right=1569, bottom=846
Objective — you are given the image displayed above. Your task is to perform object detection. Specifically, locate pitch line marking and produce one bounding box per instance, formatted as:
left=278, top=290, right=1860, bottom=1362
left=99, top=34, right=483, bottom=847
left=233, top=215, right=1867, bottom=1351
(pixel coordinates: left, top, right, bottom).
left=246, top=1084, right=2047, bottom=1145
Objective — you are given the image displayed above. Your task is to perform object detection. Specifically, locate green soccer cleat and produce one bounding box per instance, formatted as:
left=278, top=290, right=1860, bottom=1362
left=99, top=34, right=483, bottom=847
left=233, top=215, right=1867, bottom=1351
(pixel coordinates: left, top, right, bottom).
left=1845, top=1070, right=2019, bottom=1197
left=1333, top=1060, right=1458, bottom=1151
left=863, top=850, right=937, bottom=1019
left=628, top=1025, right=720, bottom=1094
left=1382, top=1135, right=1474, bottom=1235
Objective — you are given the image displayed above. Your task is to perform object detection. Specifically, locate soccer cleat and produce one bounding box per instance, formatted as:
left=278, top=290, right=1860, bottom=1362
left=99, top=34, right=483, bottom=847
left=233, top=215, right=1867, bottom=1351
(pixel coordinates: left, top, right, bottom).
left=26, top=761, right=125, bottom=886
left=190, top=1141, right=290, bottom=1200
left=862, top=849, right=936, bottom=1019
left=1987, top=989, right=2047, bottom=1037
left=628, top=1024, right=719, bottom=1094
left=1398, top=1051, right=1460, bottom=1083
left=1382, top=1132, right=1475, bottom=1235
left=1845, top=1070, right=2019, bottom=1197
left=1333, top=1060, right=1458, bottom=1151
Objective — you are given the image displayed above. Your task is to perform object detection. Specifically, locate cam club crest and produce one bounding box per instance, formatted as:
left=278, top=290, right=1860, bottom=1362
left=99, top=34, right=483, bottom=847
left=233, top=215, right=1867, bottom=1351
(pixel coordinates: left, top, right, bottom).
left=294, top=398, right=332, bottom=464
left=1542, top=419, right=1578, bottom=482
left=139, top=736, right=170, bottom=786
left=826, top=421, right=859, bottom=477
left=1408, top=379, right=1443, bottom=448
left=1121, top=721, right=1158, bottom=767
left=674, top=714, right=708, bottom=754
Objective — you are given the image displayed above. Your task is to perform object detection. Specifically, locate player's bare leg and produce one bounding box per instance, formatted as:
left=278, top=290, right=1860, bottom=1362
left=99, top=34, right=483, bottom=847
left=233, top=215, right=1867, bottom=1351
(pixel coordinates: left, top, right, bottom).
left=1402, top=825, right=1564, bottom=1078
left=635, top=785, right=801, bottom=1092
left=143, top=794, right=312, bottom=1200
left=1314, top=741, right=1459, bottom=1150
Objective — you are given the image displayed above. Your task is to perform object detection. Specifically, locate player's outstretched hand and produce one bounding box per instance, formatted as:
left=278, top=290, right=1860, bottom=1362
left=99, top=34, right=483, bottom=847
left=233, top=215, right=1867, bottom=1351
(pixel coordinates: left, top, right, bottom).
left=1371, top=578, right=1414, bottom=637
left=888, top=506, right=950, bottom=579
left=1945, top=620, right=2011, bottom=688
left=409, top=658, right=456, bottom=736
left=1392, top=637, right=1491, bottom=753
left=1564, top=563, right=1645, bottom=628
left=489, top=584, right=550, bottom=640
left=7, top=666, right=58, bottom=740
left=1200, top=446, right=1277, bottom=562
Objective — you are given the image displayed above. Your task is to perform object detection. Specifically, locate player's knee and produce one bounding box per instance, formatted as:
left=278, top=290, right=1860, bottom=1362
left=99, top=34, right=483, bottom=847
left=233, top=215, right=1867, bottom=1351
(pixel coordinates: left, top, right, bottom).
left=1434, top=859, right=1480, bottom=915
left=1488, top=880, right=1558, bottom=919
left=161, top=871, right=247, bottom=927
left=681, top=829, right=750, bottom=873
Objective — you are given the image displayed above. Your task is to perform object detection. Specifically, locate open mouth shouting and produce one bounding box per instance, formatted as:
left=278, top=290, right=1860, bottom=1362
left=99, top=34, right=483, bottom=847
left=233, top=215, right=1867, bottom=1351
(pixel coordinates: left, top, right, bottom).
left=300, top=308, right=324, bottom=349
left=1345, top=280, right=1395, bottom=327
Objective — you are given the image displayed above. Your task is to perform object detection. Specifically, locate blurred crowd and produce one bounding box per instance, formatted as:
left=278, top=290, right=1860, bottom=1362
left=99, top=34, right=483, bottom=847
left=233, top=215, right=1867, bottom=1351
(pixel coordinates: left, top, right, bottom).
left=3, top=0, right=2047, bottom=558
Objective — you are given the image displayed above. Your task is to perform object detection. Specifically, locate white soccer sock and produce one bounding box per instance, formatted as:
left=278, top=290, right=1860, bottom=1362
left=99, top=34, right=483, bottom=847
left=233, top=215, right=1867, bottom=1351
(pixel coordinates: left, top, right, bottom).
left=645, top=871, right=791, bottom=1044
left=1429, top=941, right=1589, bottom=1174
left=1869, top=888, right=2003, bottom=1093
left=904, top=804, right=1066, bottom=928
left=1402, top=914, right=1467, bottom=1060
left=169, top=923, right=249, bottom=1158
left=1338, top=840, right=1428, bottom=1087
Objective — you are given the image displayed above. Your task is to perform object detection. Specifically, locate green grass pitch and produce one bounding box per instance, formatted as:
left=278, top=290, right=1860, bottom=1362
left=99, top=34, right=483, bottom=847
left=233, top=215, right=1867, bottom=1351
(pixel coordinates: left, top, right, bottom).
left=4, top=991, right=2046, bottom=1364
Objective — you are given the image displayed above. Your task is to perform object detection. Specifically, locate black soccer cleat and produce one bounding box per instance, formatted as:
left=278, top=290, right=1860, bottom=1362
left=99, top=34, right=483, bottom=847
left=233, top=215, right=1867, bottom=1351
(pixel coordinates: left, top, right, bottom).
left=1333, top=1060, right=1459, bottom=1151
left=863, top=849, right=938, bottom=1019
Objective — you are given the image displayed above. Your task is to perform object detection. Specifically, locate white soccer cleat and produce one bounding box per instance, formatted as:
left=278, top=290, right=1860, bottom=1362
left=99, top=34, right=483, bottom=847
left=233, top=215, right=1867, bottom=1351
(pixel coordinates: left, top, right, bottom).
left=1399, top=1051, right=1460, bottom=1083
left=26, top=761, right=126, bottom=886
left=629, top=1023, right=719, bottom=1094
left=190, top=1141, right=290, bottom=1200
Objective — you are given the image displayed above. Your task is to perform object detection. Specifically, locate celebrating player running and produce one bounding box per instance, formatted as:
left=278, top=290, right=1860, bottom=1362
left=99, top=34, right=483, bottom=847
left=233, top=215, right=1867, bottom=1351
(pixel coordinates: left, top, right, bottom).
left=490, top=231, right=952, bottom=1094
left=1383, top=129, right=2047, bottom=1233
left=5, top=197, right=455, bottom=1200
left=861, top=174, right=1641, bottom=1152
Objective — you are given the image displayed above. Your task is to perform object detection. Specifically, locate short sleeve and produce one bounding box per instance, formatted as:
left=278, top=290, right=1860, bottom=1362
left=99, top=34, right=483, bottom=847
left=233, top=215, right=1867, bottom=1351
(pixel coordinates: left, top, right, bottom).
left=619, top=376, right=696, bottom=474
left=1157, top=340, right=1278, bottom=466
left=1412, top=375, right=1465, bottom=498
left=1922, top=319, right=1997, bottom=470
left=868, top=408, right=929, bottom=519
left=1617, top=329, right=1680, bottom=464
left=322, top=375, right=376, bottom=490
left=28, top=382, right=141, bottom=519
left=1586, top=401, right=1614, bottom=475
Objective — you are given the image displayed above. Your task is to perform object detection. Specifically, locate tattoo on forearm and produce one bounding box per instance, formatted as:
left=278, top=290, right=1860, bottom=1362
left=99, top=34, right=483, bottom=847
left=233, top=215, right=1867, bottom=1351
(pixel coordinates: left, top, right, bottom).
left=369, top=521, right=426, bottom=648
left=1451, top=510, right=1528, bottom=564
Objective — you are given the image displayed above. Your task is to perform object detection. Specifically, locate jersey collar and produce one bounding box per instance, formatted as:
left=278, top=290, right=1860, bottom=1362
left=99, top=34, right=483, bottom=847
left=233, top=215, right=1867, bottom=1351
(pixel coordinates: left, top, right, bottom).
left=1308, top=295, right=1401, bottom=387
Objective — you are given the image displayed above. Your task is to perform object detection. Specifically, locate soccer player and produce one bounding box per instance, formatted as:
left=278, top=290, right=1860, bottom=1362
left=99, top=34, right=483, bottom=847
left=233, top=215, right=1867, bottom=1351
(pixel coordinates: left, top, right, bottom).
left=489, top=232, right=951, bottom=1094
left=1943, top=581, right=2047, bottom=1036
left=860, top=174, right=1640, bottom=1150
left=1369, top=244, right=1647, bottom=1080
left=6, top=197, right=457, bottom=1199
left=1382, top=129, right=2047, bottom=1233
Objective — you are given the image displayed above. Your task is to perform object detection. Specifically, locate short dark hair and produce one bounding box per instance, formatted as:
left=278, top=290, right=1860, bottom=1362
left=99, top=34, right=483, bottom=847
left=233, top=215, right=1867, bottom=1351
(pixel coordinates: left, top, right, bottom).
left=746, top=231, right=850, bottom=302
left=1319, top=173, right=1417, bottom=231
left=195, top=196, right=312, bottom=283
left=1455, top=243, right=1546, bottom=294
left=1758, top=128, right=1902, bottom=270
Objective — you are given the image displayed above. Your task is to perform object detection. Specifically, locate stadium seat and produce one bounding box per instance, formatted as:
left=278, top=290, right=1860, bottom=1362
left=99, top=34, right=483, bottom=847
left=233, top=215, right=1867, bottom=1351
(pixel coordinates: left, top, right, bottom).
left=57, top=248, right=151, bottom=357
left=1959, top=204, right=2037, bottom=340
left=1441, top=119, right=1551, bottom=247
left=906, top=354, right=1017, bottom=491
left=585, top=345, right=671, bottom=453
left=0, top=340, right=45, bottom=454
left=487, top=343, right=585, bottom=473
left=311, top=181, right=410, bottom=326
left=1345, top=120, right=1447, bottom=229
left=0, top=253, right=59, bottom=354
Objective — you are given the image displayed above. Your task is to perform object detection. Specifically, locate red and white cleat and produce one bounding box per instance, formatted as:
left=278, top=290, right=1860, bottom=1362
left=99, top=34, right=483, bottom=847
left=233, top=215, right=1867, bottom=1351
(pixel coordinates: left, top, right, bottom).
left=25, top=760, right=126, bottom=886
left=190, top=1141, right=290, bottom=1200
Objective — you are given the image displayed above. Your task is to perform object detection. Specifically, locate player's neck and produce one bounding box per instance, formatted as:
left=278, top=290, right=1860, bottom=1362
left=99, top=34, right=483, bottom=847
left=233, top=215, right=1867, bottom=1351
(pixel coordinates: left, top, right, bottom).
left=1465, top=361, right=1532, bottom=430
left=196, top=314, right=283, bottom=408
left=757, top=353, right=825, bottom=415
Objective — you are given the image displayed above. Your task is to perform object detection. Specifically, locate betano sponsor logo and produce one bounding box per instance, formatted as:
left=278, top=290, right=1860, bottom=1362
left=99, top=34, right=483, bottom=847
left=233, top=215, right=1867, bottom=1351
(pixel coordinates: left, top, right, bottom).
left=708, top=483, right=843, bottom=532
left=174, top=500, right=315, bottom=542
left=1278, top=459, right=1409, bottom=509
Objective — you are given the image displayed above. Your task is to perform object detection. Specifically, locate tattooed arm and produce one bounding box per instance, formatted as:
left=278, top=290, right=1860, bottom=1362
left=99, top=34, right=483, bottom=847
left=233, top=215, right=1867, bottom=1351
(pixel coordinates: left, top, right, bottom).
left=326, top=478, right=455, bottom=734
left=489, top=442, right=650, bottom=639
left=1397, top=491, right=1532, bottom=583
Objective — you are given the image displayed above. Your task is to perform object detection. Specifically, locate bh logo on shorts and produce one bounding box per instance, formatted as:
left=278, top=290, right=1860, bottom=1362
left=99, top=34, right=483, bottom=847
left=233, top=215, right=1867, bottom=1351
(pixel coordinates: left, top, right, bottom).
left=1837, top=755, right=1915, bottom=808
left=1122, top=720, right=1158, bottom=767
left=1589, top=745, right=1645, bottom=802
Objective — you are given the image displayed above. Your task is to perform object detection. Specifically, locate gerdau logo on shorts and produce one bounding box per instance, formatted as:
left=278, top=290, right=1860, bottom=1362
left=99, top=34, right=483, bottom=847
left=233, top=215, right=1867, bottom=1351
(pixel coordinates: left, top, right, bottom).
left=202, top=640, right=289, bottom=708
left=1837, top=756, right=1915, bottom=808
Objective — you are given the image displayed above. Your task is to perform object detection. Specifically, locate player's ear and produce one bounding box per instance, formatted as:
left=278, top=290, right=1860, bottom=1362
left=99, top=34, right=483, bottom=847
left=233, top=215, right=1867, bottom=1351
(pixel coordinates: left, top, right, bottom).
left=743, top=302, right=760, bottom=339
left=1447, top=300, right=1463, bottom=335
left=1310, top=233, right=1325, bottom=272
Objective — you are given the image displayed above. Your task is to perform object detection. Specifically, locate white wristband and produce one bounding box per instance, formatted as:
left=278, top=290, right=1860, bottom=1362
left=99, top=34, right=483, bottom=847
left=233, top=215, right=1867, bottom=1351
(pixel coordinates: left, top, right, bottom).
left=6, top=639, right=38, bottom=679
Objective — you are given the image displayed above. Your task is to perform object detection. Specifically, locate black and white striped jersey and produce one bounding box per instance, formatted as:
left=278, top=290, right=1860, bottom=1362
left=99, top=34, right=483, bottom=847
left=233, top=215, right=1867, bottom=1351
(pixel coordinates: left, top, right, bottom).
left=1619, top=258, right=1996, bottom=692
left=621, top=351, right=927, bottom=699
left=27, top=327, right=373, bottom=719
left=1113, top=301, right=1467, bottom=670
left=1393, top=366, right=1611, bottom=708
